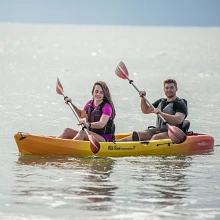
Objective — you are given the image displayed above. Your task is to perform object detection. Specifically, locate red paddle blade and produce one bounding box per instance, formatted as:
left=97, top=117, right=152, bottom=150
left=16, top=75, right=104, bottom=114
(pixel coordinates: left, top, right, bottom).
left=115, top=61, right=129, bottom=79
left=56, top=77, right=64, bottom=95
left=88, top=135, right=100, bottom=154
left=167, top=125, right=187, bottom=144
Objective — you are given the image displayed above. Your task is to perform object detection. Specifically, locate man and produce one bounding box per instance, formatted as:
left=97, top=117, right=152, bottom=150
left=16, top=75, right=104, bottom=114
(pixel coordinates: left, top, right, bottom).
left=117, top=79, right=187, bottom=142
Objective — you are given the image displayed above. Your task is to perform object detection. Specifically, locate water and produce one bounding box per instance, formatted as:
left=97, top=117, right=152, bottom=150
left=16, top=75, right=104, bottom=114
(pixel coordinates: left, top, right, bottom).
left=0, top=23, right=220, bottom=220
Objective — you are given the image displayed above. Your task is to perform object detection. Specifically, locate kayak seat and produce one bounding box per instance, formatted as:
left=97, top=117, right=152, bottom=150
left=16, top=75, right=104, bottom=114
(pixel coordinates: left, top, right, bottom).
left=182, top=120, right=190, bottom=134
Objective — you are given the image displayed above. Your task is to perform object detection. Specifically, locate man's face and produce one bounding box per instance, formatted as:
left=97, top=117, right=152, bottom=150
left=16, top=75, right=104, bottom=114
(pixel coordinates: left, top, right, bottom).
left=164, top=83, right=177, bottom=98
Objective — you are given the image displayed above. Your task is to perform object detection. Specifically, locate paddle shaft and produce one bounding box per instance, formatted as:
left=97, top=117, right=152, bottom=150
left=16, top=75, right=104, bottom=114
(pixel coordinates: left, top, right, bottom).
left=61, top=93, right=90, bottom=136
left=125, top=78, right=167, bottom=124
left=118, top=64, right=167, bottom=123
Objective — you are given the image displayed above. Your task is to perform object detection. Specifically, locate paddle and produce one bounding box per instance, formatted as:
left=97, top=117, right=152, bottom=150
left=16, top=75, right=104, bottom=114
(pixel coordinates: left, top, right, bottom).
left=56, top=77, right=100, bottom=154
left=115, top=61, right=187, bottom=144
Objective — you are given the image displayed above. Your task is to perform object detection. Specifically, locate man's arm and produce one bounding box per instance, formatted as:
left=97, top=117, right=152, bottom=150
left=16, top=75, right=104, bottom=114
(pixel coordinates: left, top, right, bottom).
left=158, top=111, right=185, bottom=125
left=140, top=97, right=154, bottom=114
left=155, top=100, right=187, bottom=124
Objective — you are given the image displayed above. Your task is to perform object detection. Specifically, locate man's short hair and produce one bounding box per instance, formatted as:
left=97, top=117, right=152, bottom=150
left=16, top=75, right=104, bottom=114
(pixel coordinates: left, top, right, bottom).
left=164, top=79, right=177, bottom=88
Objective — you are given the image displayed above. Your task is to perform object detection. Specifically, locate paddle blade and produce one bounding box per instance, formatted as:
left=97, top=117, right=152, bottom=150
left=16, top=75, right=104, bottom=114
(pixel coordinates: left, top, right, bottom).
left=167, top=125, right=187, bottom=144
left=115, top=61, right=129, bottom=79
left=88, top=135, right=100, bottom=154
left=56, top=77, right=64, bottom=95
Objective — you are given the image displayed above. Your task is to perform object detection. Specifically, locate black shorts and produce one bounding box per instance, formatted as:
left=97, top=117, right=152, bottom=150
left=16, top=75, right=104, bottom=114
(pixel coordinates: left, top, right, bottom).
left=145, top=127, right=168, bottom=138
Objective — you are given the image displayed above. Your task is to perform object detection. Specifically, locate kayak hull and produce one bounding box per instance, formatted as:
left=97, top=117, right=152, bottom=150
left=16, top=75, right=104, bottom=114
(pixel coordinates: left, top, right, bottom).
left=14, top=132, right=215, bottom=157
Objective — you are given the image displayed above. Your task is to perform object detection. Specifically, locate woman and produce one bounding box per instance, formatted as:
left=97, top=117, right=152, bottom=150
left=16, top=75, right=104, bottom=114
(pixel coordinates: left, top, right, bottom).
left=57, top=81, right=115, bottom=142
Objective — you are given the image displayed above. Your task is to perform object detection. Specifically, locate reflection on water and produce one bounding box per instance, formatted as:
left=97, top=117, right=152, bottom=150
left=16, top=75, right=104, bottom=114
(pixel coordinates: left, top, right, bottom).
left=123, top=156, right=192, bottom=206
left=16, top=155, right=117, bottom=213
left=8, top=153, right=217, bottom=219
left=154, top=156, right=192, bottom=205
left=76, top=159, right=118, bottom=206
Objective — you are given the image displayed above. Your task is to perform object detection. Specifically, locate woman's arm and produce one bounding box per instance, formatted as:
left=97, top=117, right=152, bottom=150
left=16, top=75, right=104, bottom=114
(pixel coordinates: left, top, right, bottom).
left=87, top=114, right=110, bottom=129
left=65, top=98, right=86, bottom=118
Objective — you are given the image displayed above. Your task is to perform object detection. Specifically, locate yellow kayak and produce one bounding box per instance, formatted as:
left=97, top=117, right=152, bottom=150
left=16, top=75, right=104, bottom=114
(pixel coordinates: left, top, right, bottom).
left=14, top=132, right=214, bottom=156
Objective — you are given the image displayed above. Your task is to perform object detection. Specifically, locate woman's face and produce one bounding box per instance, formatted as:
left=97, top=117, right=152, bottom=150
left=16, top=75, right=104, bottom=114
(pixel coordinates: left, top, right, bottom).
left=92, top=85, right=104, bottom=102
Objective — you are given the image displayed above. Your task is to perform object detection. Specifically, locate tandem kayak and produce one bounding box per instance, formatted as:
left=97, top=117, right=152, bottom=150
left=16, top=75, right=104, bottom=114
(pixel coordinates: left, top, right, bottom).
left=14, top=132, right=214, bottom=157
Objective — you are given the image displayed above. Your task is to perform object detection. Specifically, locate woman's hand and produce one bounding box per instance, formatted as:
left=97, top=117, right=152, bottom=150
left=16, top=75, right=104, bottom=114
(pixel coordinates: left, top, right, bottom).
left=139, top=91, right=146, bottom=97
left=64, top=97, right=72, bottom=104
left=78, top=119, right=89, bottom=128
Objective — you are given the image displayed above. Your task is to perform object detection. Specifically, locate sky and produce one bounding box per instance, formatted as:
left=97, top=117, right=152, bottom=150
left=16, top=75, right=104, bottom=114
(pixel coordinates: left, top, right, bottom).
left=0, top=0, right=220, bottom=26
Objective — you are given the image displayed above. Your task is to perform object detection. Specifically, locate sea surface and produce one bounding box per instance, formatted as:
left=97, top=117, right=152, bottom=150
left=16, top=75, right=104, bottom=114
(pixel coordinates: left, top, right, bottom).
left=0, top=23, right=220, bottom=220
